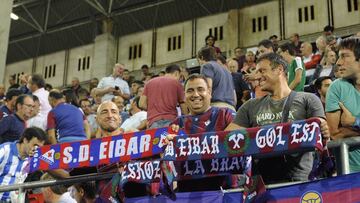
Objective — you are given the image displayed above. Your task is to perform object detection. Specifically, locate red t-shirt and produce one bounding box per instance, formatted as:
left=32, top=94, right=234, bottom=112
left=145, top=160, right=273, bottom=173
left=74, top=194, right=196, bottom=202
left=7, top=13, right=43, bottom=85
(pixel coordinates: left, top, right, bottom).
left=143, top=76, right=184, bottom=126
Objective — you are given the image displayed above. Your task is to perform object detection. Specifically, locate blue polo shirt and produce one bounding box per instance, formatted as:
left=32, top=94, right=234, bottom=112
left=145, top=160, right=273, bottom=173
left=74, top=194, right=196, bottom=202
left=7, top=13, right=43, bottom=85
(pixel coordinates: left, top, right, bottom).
left=0, top=114, right=26, bottom=144
left=0, top=105, right=12, bottom=120
left=47, top=103, right=87, bottom=142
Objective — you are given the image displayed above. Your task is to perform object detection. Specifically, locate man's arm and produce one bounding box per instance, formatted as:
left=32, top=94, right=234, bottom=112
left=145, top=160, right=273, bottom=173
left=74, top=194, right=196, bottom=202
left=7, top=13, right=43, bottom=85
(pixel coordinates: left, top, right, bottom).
left=47, top=129, right=57, bottom=144
left=326, top=111, right=360, bottom=140
left=83, top=120, right=91, bottom=139
left=289, top=69, right=303, bottom=90
left=139, top=95, right=148, bottom=110
left=180, top=102, right=189, bottom=115
left=92, top=87, right=115, bottom=97
left=224, top=122, right=245, bottom=131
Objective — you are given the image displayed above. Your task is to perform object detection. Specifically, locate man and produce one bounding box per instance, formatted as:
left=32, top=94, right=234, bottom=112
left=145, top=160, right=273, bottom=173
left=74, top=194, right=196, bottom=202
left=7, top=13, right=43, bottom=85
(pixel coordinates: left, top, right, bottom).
left=112, top=96, right=130, bottom=123
left=89, top=77, right=99, bottom=92
left=120, top=96, right=147, bottom=132
left=96, top=101, right=123, bottom=137
left=71, top=77, right=83, bottom=98
left=47, top=90, right=89, bottom=144
left=234, top=47, right=246, bottom=71
left=169, top=74, right=251, bottom=191
left=300, top=41, right=321, bottom=70
left=0, top=95, right=34, bottom=144
left=225, top=53, right=330, bottom=184
left=269, top=35, right=279, bottom=51
left=198, top=46, right=236, bottom=111
left=0, top=88, right=22, bottom=120
left=27, top=95, right=47, bottom=130
left=227, top=59, right=250, bottom=109
left=289, top=33, right=303, bottom=56
left=278, top=43, right=306, bottom=91
left=0, top=127, right=47, bottom=202
left=27, top=74, right=52, bottom=119
left=93, top=63, right=130, bottom=102
left=314, top=76, right=333, bottom=108
left=80, top=99, right=98, bottom=138
left=258, top=39, right=275, bottom=57
left=139, top=64, right=188, bottom=128
left=205, top=35, right=221, bottom=55
left=41, top=173, right=76, bottom=203
left=325, top=37, right=360, bottom=172
left=8, top=74, right=19, bottom=89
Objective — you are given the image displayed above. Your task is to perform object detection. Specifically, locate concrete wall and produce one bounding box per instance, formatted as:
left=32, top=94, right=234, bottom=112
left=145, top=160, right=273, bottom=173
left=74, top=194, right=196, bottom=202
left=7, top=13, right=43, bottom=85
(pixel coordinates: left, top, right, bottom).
left=35, top=51, right=65, bottom=88
left=332, top=0, right=360, bottom=28
left=67, top=44, right=94, bottom=86
left=4, top=59, right=32, bottom=89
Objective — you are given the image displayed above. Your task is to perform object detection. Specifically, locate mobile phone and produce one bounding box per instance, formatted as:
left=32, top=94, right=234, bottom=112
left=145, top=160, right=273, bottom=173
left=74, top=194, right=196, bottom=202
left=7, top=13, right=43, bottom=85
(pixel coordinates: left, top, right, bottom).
left=115, top=86, right=119, bottom=90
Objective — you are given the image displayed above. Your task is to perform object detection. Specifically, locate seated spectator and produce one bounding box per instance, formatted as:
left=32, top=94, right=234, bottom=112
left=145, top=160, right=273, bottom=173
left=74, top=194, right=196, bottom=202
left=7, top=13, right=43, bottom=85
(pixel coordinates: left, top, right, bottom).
left=258, top=39, right=275, bottom=57
left=315, top=35, right=327, bottom=57
left=269, top=34, right=279, bottom=51
left=139, top=64, right=188, bottom=129
left=205, top=35, right=221, bottom=55
left=158, top=71, right=166, bottom=77
left=278, top=43, right=306, bottom=91
left=198, top=46, right=236, bottom=111
left=325, top=37, right=360, bottom=172
left=289, top=33, right=303, bottom=56
left=140, top=64, right=153, bottom=81
left=112, top=95, right=130, bottom=123
left=8, top=74, right=20, bottom=89
left=225, top=53, right=329, bottom=184
left=41, top=173, right=76, bottom=203
left=169, top=74, right=250, bottom=191
left=312, top=50, right=337, bottom=82
left=234, top=47, right=246, bottom=71
left=0, top=127, right=47, bottom=202
left=314, top=76, right=333, bottom=108
left=47, top=90, right=90, bottom=144
left=19, top=73, right=31, bottom=94
left=120, top=96, right=147, bottom=132
left=70, top=181, right=106, bottom=203
left=28, top=95, right=47, bottom=130
left=300, top=42, right=322, bottom=71
left=0, top=88, right=22, bottom=120
left=123, top=69, right=134, bottom=86
left=130, top=80, right=144, bottom=99
left=0, top=95, right=34, bottom=144
left=241, top=50, right=256, bottom=73
left=80, top=99, right=98, bottom=139
left=227, top=59, right=250, bottom=109
left=89, top=77, right=99, bottom=92
left=93, top=63, right=130, bottom=102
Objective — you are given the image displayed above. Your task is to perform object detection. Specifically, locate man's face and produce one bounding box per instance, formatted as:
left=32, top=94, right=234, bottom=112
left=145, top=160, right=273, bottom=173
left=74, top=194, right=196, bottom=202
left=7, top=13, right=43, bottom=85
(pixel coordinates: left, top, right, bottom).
left=31, top=100, right=40, bottom=117
left=327, top=51, right=337, bottom=64
left=300, top=43, right=311, bottom=56
left=137, top=87, right=144, bottom=96
left=227, top=60, right=239, bottom=73
left=206, top=37, right=215, bottom=46
left=258, top=45, right=273, bottom=57
left=112, top=96, right=124, bottom=112
left=8, top=96, right=19, bottom=111
left=336, top=48, right=360, bottom=79
left=0, top=85, right=5, bottom=95
left=71, top=79, right=79, bottom=87
left=123, top=71, right=130, bottom=80
left=141, top=67, right=149, bottom=75
left=96, top=102, right=121, bottom=132
left=256, top=59, right=281, bottom=92
left=234, top=48, right=243, bottom=58
left=131, top=83, right=140, bottom=95
left=90, top=79, right=98, bottom=88
left=289, top=34, right=297, bottom=43
left=185, top=78, right=211, bottom=115
left=80, top=101, right=92, bottom=116
left=23, top=137, right=45, bottom=157
left=245, top=52, right=255, bottom=62
left=18, top=97, right=35, bottom=120
left=113, top=64, right=124, bottom=77
left=318, top=79, right=332, bottom=98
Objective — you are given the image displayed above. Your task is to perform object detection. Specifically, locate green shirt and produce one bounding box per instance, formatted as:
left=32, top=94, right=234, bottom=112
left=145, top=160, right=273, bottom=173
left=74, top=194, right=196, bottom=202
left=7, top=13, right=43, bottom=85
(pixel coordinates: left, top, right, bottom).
left=288, top=57, right=306, bottom=92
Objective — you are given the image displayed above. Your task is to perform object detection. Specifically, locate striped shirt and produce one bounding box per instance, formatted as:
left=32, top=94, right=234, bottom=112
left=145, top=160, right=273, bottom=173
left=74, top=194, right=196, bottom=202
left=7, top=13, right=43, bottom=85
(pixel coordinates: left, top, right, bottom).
left=0, top=142, right=29, bottom=201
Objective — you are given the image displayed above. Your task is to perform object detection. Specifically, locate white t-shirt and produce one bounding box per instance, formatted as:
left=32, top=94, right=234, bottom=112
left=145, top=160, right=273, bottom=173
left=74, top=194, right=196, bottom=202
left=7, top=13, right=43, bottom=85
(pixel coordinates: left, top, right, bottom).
left=120, top=111, right=147, bottom=132
left=58, top=192, right=76, bottom=203
left=97, top=75, right=130, bottom=102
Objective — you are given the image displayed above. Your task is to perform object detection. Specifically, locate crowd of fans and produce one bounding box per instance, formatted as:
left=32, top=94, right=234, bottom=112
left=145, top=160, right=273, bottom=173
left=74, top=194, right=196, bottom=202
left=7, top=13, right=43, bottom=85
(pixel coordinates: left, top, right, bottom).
left=0, top=25, right=359, bottom=202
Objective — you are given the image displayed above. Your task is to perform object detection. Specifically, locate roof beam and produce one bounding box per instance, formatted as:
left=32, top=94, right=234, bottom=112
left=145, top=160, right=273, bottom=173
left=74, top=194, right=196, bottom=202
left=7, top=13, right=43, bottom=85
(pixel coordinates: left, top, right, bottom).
left=43, top=0, right=51, bottom=32
left=13, top=0, right=40, bottom=8
left=108, top=0, right=113, bottom=15
left=21, top=4, right=44, bottom=33
left=83, top=0, right=108, bottom=17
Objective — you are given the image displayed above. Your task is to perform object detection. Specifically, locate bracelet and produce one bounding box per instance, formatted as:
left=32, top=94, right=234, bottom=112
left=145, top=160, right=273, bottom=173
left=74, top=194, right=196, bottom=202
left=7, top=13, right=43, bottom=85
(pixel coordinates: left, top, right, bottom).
left=352, top=116, right=360, bottom=130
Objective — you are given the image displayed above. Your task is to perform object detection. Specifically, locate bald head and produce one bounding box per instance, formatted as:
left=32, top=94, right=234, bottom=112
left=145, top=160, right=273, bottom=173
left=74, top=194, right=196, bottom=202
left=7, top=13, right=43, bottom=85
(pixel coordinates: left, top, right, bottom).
left=96, top=101, right=121, bottom=132
left=113, top=63, right=125, bottom=77
left=300, top=42, right=313, bottom=57
left=227, top=59, right=239, bottom=73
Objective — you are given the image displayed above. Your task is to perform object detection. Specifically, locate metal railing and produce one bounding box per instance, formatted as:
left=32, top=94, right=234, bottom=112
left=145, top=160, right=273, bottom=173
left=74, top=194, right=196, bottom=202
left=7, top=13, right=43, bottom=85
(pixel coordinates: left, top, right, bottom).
left=0, top=137, right=359, bottom=195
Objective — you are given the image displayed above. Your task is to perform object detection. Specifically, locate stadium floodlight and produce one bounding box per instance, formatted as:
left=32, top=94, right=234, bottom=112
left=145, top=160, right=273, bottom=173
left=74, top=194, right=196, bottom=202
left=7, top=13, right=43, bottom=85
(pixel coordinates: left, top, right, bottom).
left=10, top=13, right=19, bottom=20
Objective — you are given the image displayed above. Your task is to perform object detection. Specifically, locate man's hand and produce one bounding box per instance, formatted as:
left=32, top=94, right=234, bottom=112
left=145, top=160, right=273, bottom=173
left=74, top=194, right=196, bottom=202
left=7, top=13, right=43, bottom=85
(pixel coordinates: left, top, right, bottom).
left=339, top=102, right=356, bottom=127
left=319, top=118, right=330, bottom=142
left=164, top=124, right=180, bottom=145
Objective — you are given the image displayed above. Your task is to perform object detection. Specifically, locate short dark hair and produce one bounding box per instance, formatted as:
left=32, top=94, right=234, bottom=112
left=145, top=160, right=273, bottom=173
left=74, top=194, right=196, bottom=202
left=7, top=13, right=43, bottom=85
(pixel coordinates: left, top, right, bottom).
left=269, top=35, right=278, bottom=40
left=5, top=88, right=22, bottom=101
left=41, top=173, right=68, bottom=195
left=279, top=42, right=296, bottom=56
left=184, top=73, right=209, bottom=89
left=314, top=76, right=332, bottom=90
left=32, top=95, right=39, bottom=102
left=165, top=64, right=181, bottom=74
left=73, top=181, right=97, bottom=200
left=217, top=54, right=227, bottom=65
left=338, top=37, right=360, bottom=61
left=19, top=127, right=47, bottom=144
left=197, top=46, right=216, bottom=61
left=258, top=39, right=275, bottom=51
left=49, top=90, right=64, bottom=100
left=15, top=94, right=33, bottom=111
left=256, top=53, right=288, bottom=75
left=30, top=74, right=46, bottom=88
left=205, top=35, right=216, bottom=42
left=323, top=25, right=334, bottom=32
left=141, top=64, right=149, bottom=69
left=132, top=96, right=141, bottom=109
left=131, top=80, right=144, bottom=86
left=79, top=98, right=91, bottom=107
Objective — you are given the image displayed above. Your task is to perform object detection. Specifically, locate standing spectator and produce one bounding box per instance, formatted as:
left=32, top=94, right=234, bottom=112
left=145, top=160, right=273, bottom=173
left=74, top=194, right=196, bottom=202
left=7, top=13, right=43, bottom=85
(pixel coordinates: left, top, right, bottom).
left=27, top=74, right=52, bottom=120
left=227, top=59, right=250, bottom=109
left=205, top=35, right=221, bottom=55
left=198, top=46, right=236, bottom=111
left=41, top=173, right=76, bottom=203
left=80, top=99, right=98, bottom=138
left=0, top=95, right=34, bottom=144
left=234, top=47, right=246, bottom=71
left=140, top=64, right=153, bottom=81
left=289, top=33, right=303, bottom=56
left=27, top=95, right=47, bottom=130
left=312, top=50, right=337, bottom=82
left=300, top=42, right=322, bottom=70
left=325, top=37, right=360, bottom=172
left=19, top=73, right=31, bottom=94
left=278, top=43, right=306, bottom=91
left=241, top=50, right=256, bottom=73
left=225, top=53, right=330, bottom=184
left=71, top=77, right=84, bottom=98
left=120, top=96, right=147, bottom=132
left=139, top=64, right=188, bottom=128
left=123, top=69, right=134, bottom=86
left=258, top=39, right=275, bottom=57
left=0, top=88, right=22, bottom=120
left=130, top=80, right=144, bottom=99
left=95, top=101, right=123, bottom=137
left=0, top=127, right=47, bottom=202
left=93, top=63, right=130, bottom=102
left=47, top=90, right=89, bottom=144
left=314, top=76, right=333, bottom=108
